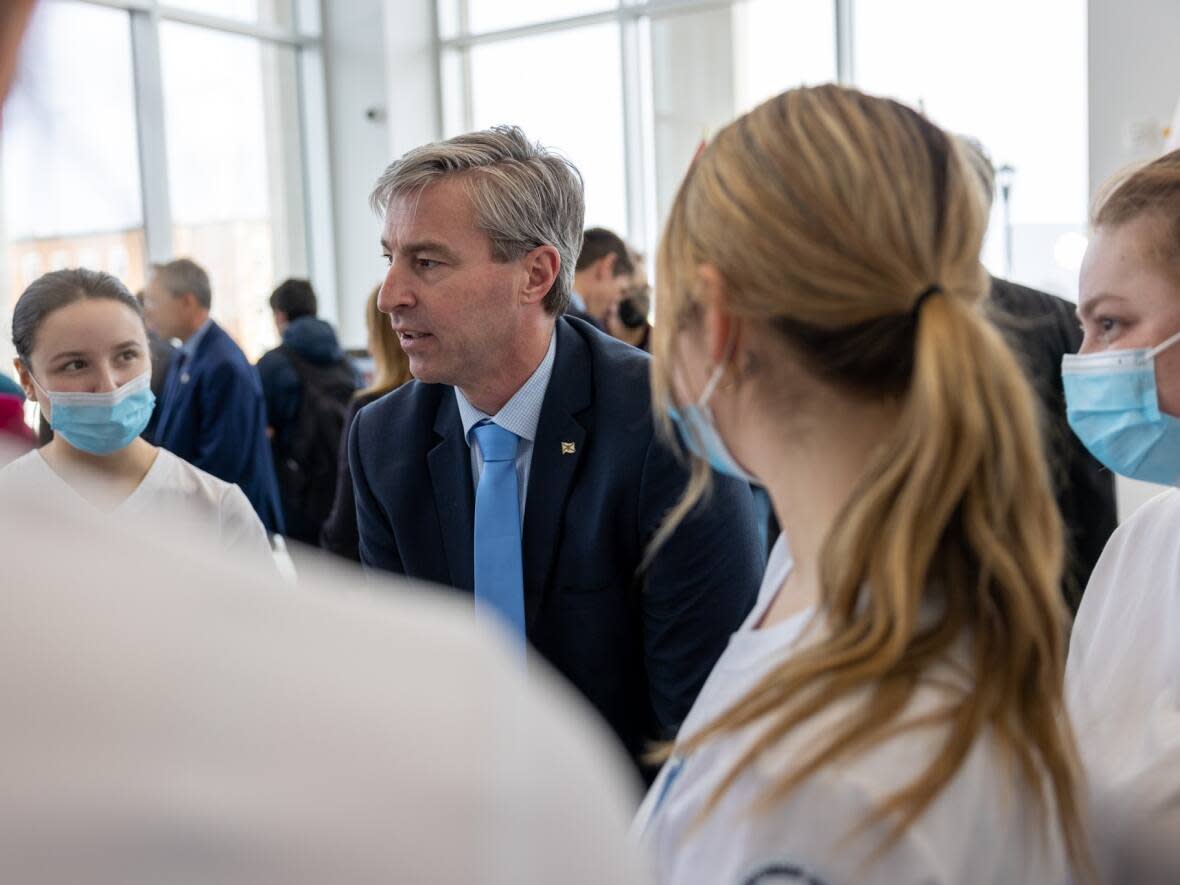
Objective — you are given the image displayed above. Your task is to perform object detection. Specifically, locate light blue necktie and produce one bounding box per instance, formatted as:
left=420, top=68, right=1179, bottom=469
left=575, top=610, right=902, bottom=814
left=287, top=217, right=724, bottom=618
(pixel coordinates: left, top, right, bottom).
left=471, top=420, right=526, bottom=651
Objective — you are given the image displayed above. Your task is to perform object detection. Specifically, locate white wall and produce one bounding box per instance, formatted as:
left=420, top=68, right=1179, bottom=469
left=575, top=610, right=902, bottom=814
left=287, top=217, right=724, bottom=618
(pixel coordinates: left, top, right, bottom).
left=321, top=0, right=393, bottom=349
left=1088, top=0, right=1180, bottom=519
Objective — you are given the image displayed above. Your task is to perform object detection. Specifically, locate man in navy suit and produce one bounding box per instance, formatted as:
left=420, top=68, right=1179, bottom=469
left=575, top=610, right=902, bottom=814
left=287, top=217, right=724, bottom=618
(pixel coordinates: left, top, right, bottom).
left=143, top=258, right=283, bottom=534
left=350, top=126, right=762, bottom=763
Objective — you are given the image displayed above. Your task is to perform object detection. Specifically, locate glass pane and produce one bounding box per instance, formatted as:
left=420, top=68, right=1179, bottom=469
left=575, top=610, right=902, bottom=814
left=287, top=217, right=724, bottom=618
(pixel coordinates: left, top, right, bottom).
left=648, top=8, right=736, bottom=235
left=1, top=0, right=146, bottom=354
left=161, top=0, right=296, bottom=31
left=459, top=0, right=616, bottom=37
left=467, top=23, right=628, bottom=236
left=854, top=0, right=1088, bottom=298
left=159, top=22, right=308, bottom=360
left=733, top=0, right=836, bottom=113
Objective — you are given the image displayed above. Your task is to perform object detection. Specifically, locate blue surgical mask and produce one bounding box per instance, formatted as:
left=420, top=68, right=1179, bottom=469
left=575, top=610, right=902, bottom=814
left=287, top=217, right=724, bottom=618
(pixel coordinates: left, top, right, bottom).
left=1063, top=328, right=1180, bottom=486
left=33, top=371, right=156, bottom=455
left=667, top=361, right=761, bottom=485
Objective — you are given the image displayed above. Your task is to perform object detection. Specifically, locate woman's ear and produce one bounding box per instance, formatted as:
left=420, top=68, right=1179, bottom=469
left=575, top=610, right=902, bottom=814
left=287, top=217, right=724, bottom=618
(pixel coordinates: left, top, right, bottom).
left=697, top=264, right=739, bottom=366
left=13, top=358, right=35, bottom=401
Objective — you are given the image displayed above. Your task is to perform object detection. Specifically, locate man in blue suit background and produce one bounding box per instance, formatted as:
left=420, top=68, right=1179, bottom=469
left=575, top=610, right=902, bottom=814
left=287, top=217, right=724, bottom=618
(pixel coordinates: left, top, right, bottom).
left=144, top=258, right=283, bottom=535
left=350, top=126, right=762, bottom=765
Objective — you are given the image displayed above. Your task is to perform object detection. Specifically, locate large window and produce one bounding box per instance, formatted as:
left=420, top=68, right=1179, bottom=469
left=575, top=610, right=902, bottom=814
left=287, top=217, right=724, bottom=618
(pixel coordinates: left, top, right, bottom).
left=439, top=0, right=1088, bottom=300
left=159, top=21, right=307, bottom=357
left=1, top=0, right=329, bottom=366
left=2, top=2, right=145, bottom=323
left=853, top=0, right=1088, bottom=299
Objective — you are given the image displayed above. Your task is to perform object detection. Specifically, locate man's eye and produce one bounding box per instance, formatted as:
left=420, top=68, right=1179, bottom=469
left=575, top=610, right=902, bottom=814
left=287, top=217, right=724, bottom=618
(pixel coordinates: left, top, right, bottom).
left=381, top=254, right=392, bottom=267
left=417, top=258, right=440, bottom=271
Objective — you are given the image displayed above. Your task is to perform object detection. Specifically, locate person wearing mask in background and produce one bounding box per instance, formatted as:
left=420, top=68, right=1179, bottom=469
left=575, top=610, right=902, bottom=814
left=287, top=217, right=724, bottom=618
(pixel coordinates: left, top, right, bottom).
left=605, top=248, right=652, bottom=353
left=257, top=278, right=359, bottom=546
left=352, top=126, right=763, bottom=769
left=142, top=258, right=284, bottom=535
left=134, top=289, right=176, bottom=442
left=320, top=286, right=412, bottom=561
left=568, top=227, right=634, bottom=329
left=960, top=137, right=1117, bottom=610
left=635, top=85, right=1089, bottom=883
left=1064, top=150, right=1180, bottom=874
left=0, top=268, right=271, bottom=560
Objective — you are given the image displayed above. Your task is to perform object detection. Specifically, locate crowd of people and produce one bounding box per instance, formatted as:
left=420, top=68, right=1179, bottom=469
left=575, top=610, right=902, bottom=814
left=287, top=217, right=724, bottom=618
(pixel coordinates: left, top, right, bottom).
left=3, top=3, right=1180, bottom=878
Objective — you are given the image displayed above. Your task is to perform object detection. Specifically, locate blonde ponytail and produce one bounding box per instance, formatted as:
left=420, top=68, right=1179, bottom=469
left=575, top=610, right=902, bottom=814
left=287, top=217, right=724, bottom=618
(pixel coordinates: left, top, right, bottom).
left=650, top=84, right=1089, bottom=875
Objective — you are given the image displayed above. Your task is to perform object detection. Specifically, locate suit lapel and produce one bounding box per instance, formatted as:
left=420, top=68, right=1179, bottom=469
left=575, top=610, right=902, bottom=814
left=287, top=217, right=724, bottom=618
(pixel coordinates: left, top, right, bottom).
left=521, top=320, right=592, bottom=627
left=428, top=393, right=476, bottom=592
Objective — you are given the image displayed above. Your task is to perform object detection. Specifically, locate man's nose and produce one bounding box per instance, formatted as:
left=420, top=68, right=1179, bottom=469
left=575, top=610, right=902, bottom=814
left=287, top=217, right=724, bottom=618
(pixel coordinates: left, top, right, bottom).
left=378, top=259, right=416, bottom=313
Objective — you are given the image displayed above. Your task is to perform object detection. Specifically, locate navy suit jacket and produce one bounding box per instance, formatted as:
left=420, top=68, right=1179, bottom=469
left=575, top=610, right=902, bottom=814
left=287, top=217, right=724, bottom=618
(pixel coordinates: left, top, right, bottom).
left=153, top=320, right=284, bottom=534
left=349, top=317, right=762, bottom=760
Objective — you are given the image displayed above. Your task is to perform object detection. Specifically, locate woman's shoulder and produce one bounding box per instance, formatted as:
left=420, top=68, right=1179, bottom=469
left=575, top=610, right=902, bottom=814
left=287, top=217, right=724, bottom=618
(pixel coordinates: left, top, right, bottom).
left=149, top=449, right=240, bottom=504
left=0, top=448, right=47, bottom=482
left=744, top=679, right=1061, bottom=880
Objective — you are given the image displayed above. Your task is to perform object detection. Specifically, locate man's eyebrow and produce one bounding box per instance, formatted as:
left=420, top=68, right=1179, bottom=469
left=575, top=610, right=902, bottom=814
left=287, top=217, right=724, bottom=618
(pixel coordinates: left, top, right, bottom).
left=401, top=240, right=460, bottom=260
left=1077, top=292, right=1127, bottom=320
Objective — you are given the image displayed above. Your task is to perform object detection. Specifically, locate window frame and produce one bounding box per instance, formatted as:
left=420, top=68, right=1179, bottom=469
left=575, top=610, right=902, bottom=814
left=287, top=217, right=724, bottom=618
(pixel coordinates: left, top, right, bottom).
left=436, top=0, right=851, bottom=254
left=6, top=0, right=338, bottom=325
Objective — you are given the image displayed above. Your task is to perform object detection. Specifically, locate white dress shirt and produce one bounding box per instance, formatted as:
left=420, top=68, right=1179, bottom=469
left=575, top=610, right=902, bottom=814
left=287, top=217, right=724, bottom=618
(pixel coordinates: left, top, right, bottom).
left=454, top=330, right=557, bottom=519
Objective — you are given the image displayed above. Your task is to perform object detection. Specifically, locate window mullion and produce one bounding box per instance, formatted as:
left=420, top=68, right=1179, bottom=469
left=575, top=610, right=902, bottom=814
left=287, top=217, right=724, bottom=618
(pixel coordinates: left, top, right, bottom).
left=129, top=4, right=173, bottom=268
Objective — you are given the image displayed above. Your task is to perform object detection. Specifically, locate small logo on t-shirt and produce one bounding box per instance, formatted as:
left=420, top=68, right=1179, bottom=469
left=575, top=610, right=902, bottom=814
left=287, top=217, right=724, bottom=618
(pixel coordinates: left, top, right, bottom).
left=741, top=862, right=829, bottom=885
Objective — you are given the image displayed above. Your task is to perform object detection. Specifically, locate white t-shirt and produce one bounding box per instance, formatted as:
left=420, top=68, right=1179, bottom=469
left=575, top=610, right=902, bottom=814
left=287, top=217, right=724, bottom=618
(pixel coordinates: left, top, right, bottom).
left=0, top=447, right=271, bottom=562
left=1067, top=488, right=1180, bottom=794
left=636, top=535, right=1066, bottom=885
left=0, top=442, right=651, bottom=885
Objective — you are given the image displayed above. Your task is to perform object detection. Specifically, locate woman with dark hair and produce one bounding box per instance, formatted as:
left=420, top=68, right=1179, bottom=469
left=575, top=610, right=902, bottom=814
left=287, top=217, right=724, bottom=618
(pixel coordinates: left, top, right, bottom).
left=319, top=285, right=412, bottom=560
left=0, top=268, right=271, bottom=559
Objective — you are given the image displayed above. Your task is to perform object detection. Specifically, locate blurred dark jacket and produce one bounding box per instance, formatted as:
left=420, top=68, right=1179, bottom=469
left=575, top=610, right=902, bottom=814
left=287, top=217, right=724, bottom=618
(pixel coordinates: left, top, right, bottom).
left=988, top=276, right=1118, bottom=610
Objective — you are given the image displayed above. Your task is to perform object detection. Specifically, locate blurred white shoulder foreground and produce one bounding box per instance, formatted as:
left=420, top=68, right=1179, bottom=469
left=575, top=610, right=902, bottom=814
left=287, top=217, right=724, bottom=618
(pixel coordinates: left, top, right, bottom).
left=0, top=441, right=651, bottom=885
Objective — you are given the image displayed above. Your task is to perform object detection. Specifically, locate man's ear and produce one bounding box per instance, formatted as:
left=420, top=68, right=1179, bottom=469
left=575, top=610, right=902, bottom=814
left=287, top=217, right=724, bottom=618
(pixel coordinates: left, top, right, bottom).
left=697, top=264, right=740, bottom=365
left=520, top=245, right=561, bottom=307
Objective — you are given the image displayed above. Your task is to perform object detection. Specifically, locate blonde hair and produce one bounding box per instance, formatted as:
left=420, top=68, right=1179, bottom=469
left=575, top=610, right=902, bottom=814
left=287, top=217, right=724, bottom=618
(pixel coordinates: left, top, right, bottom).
left=651, top=85, right=1088, bottom=872
left=358, top=285, right=411, bottom=399
left=1092, top=148, right=1180, bottom=275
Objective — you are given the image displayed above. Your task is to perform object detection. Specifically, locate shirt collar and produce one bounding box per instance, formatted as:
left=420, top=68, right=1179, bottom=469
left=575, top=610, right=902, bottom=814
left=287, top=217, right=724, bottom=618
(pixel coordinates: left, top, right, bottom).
left=180, top=318, right=213, bottom=360
left=456, top=329, right=557, bottom=446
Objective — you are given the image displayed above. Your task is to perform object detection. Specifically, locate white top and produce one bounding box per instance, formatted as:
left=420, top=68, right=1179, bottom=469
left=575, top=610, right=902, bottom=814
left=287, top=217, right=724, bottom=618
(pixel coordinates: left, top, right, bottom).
left=1067, top=488, right=1180, bottom=793
left=636, top=535, right=1066, bottom=885
left=0, top=447, right=271, bottom=562
left=0, top=436, right=651, bottom=885
left=454, top=329, right=557, bottom=517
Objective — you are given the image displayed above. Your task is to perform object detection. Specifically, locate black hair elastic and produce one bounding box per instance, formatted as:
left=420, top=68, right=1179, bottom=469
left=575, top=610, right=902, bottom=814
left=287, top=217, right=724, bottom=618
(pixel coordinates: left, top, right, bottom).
left=912, top=284, right=944, bottom=317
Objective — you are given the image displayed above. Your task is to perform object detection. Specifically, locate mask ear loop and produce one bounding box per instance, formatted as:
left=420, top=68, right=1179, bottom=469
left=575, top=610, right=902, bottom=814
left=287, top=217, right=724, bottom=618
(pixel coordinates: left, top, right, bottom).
left=697, top=326, right=741, bottom=407
left=1148, top=327, right=1180, bottom=360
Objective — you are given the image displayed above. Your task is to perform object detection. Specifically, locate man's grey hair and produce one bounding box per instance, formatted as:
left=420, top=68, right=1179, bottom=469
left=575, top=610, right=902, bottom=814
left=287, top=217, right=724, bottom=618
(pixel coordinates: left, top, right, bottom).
left=370, top=125, right=585, bottom=315
left=151, top=258, right=212, bottom=310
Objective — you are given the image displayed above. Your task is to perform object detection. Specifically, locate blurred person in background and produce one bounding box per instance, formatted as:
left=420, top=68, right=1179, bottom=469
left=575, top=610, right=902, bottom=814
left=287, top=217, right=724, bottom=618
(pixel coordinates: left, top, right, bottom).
left=960, top=136, right=1117, bottom=610
left=569, top=227, right=634, bottom=329
left=143, top=258, right=284, bottom=535
left=0, top=268, right=271, bottom=560
left=605, top=248, right=652, bottom=353
left=258, top=278, right=359, bottom=546
left=320, top=286, right=411, bottom=561
left=134, top=289, right=176, bottom=442
left=635, top=85, right=1089, bottom=883
left=0, top=370, right=34, bottom=460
